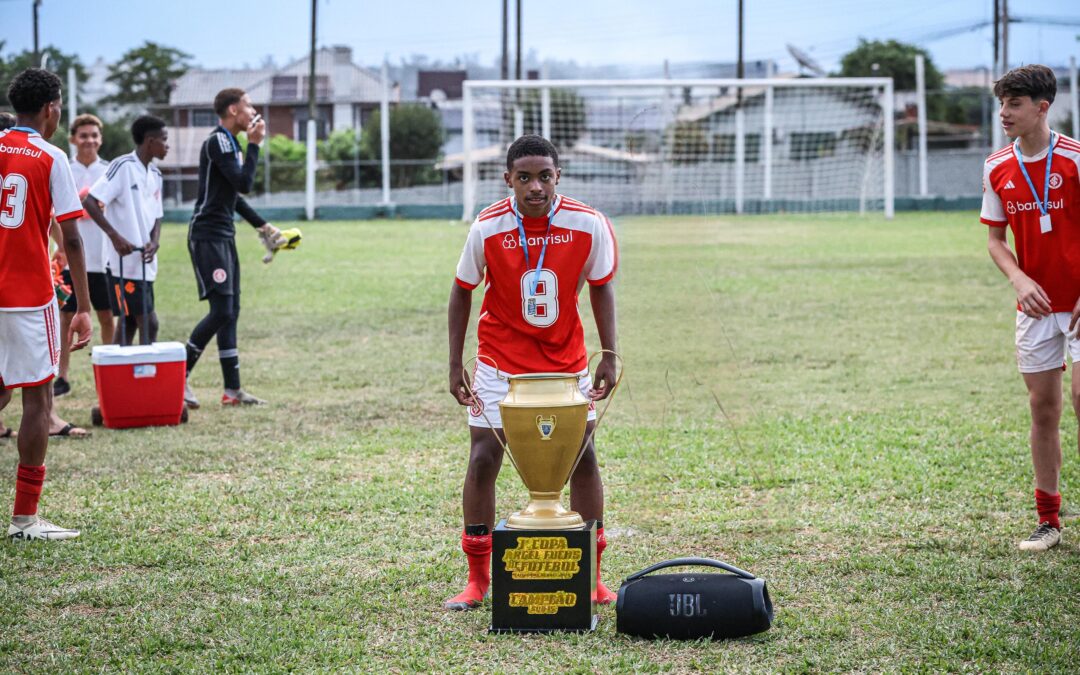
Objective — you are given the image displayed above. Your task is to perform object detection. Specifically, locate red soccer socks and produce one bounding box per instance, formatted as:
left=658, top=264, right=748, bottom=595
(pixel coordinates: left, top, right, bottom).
left=1035, top=488, right=1062, bottom=530
left=13, top=464, right=45, bottom=517
left=444, top=529, right=492, bottom=610
left=595, top=527, right=617, bottom=605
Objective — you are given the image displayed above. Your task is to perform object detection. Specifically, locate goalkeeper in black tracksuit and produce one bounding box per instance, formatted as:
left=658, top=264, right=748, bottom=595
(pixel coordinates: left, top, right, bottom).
left=184, top=87, right=285, bottom=408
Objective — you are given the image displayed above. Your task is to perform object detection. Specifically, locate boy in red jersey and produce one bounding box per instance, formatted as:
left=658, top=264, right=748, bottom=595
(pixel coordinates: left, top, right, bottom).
left=0, top=69, right=93, bottom=541
left=983, top=64, right=1080, bottom=552
left=445, top=135, right=619, bottom=609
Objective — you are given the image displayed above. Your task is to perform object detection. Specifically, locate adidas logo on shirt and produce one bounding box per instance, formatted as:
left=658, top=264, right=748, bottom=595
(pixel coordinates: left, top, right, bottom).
left=1004, top=180, right=1016, bottom=189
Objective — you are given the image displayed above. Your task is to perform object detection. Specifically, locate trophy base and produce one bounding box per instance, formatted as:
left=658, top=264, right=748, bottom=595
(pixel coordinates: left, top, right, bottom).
left=490, top=519, right=597, bottom=633
left=505, top=493, right=585, bottom=530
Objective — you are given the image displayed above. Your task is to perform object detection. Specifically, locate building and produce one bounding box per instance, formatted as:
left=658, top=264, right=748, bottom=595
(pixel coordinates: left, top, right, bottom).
left=159, top=46, right=397, bottom=203
left=167, top=45, right=398, bottom=142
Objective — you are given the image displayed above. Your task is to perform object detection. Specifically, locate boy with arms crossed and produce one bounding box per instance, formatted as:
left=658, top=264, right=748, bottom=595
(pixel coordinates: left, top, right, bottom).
left=0, top=69, right=93, bottom=540
left=984, top=65, right=1080, bottom=551
left=82, top=115, right=169, bottom=345
left=446, top=135, right=620, bottom=609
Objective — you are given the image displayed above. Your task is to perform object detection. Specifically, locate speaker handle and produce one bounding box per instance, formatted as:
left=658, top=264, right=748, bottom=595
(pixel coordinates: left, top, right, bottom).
left=623, top=557, right=756, bottom=582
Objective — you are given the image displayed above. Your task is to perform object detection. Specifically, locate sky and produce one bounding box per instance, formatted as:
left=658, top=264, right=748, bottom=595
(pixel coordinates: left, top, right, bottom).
left=2, top=0, right=1079, bottom=74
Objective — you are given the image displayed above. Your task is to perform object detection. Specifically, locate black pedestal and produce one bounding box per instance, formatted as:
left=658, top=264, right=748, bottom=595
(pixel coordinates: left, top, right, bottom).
left=490, top=519, right=597, bottom=633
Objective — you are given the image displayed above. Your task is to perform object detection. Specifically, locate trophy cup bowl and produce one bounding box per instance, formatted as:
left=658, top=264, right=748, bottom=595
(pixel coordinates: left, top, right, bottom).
left=499, top=373, right=591, bottom=530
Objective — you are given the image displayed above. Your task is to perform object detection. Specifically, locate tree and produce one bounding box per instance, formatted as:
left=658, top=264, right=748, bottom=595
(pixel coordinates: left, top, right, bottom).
left=320, top=128, right=372, bottom=189
left=837, top=39, right=943, bottom=92
left=516, top=89, right=586, bottom=151
left=361, top=104, right=444, bottom=187
left=103, top=42, right=192, bottom=107
left=0, top=43, right=87, bottom=109
left=668, top=121, right=708, bottom=164
left=255, top=134, right=307, bottom=194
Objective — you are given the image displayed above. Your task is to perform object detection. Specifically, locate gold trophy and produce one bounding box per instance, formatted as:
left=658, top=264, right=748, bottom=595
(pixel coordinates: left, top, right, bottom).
left=467, top=352, right=621, bottom=633
left=499, top=372, right=591, bottom=529
left=467, top=352, right=622, bottom=531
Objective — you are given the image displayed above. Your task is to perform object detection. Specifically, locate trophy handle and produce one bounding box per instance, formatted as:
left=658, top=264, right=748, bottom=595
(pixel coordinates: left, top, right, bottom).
left=460, top=356, right=520, bottom=474
left=585, top=349, right=623, bottom=433
left=566, top=349, right=624, bottom=481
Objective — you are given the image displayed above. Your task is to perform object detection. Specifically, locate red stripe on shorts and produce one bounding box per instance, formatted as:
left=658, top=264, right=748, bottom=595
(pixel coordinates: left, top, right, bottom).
left=44, top=307, right=57, bottom=366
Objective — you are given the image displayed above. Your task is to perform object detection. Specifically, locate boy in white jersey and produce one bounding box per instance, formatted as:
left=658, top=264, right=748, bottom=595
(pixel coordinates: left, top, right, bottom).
left=83, top=116, right=168, bottom=345
left=52, top=114, right=113, bottom=396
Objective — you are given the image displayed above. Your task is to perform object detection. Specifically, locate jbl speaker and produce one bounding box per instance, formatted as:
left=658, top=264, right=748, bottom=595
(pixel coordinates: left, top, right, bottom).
left=616, top=557, right=773, bottom=640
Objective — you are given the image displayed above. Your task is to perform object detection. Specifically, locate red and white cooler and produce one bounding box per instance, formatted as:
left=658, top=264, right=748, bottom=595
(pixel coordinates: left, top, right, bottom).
left=91, top=342, right=186, bottom=429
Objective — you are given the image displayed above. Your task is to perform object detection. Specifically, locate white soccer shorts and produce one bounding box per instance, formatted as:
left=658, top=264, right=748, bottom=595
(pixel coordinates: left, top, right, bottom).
left=1014, top=310, right=1080, bottom=373
left=467, top=361, right=597, bottom=428
left=0, top=300, right=60, bottom=389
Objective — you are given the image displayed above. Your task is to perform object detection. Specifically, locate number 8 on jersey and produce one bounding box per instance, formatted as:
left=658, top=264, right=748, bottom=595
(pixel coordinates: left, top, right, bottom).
left=522, top=268, right=558, bottom=327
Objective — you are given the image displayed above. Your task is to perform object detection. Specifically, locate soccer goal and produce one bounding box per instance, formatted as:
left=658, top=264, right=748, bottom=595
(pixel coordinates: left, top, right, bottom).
left=460, top=77, right=895, bottom=220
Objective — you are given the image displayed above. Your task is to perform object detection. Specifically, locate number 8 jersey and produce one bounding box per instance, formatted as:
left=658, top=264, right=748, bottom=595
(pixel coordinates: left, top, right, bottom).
left=455, top=195, right=618, bottom=375
left=0, top=128, right=84, bottom=311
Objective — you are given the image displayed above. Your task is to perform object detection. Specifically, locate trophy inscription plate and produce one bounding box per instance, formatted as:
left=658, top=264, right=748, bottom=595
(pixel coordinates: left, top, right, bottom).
left=490, top=519, right=597, bottom=633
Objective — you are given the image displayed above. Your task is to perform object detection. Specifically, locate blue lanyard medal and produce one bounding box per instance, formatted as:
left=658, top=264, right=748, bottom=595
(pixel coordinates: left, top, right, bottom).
left=514, top=198, right=557, bottom=316
left=1014, top=132, right=1055, bottom=234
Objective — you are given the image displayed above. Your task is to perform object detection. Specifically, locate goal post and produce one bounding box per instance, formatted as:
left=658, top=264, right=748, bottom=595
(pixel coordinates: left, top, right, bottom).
left=460, top=77, right=895, bottom=220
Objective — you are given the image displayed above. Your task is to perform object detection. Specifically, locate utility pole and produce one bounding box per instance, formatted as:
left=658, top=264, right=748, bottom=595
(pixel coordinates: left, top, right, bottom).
left=308, top=0, right=317, bottom=124
left=305, top=0, right=318, bottom=221
left=1001, top=0, right=1009, bottom=74
left=992, top=0, right=999, bottom=75
left=501, top=0, right=509, bottom=80
left=515, top=0, right=522, bottom=81
left=736, top=0, right=744, bottom=103
left=33, top=0, right=42, bottom=66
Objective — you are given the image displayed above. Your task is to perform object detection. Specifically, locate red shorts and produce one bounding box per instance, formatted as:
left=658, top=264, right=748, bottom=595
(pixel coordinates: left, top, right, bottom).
left=0, top=299, right=60, bottom=389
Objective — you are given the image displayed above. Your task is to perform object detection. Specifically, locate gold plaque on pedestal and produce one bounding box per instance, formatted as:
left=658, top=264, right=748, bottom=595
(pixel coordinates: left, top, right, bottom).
left=499, top=373, right=590, bottom=530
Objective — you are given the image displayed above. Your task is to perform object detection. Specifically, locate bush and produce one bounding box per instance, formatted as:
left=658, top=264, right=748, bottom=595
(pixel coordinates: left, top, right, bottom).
left=361, top=104, right=443, bottom=188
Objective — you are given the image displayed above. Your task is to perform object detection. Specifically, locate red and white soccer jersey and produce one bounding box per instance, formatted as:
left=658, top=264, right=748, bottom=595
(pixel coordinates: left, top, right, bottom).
left=981, top=133, right=1080, bottom=312
left=0, top=128, right=84, bottom=311
left=455, top=195, right=618, bottom=375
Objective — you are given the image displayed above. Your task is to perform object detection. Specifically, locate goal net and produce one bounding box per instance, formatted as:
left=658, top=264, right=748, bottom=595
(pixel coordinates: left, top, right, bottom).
left=460, top=78, right=894, bottom=220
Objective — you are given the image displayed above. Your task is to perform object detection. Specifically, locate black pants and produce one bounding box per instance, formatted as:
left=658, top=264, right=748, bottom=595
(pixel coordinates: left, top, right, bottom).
left=187, top=238, right=241, bottom=390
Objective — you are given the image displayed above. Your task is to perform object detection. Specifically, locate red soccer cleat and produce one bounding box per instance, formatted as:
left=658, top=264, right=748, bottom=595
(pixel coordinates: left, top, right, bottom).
left=595, top=579, right=618, bottom=605
left=445, top=531, right=492, bottom=610
left=443, top=582, right=489, bottom=611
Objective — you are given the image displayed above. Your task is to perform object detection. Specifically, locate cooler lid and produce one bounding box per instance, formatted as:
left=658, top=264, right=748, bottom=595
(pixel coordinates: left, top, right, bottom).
left=91, top=341, right=187, bottom=366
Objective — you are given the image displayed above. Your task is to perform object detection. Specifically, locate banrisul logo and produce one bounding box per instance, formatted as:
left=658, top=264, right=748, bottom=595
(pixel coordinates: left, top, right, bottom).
left=1007, top=199, right=1064, bottom=215
left=505, top=231, right=575, bottom=249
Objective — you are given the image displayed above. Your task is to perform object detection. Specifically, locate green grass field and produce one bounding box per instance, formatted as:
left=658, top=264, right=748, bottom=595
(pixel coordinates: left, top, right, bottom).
left=1, top=212, right=1078, bottom=672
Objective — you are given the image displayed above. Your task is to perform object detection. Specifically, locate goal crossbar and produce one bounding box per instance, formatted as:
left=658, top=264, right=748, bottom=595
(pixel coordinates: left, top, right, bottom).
left=461, top=77, right=895, bottom=220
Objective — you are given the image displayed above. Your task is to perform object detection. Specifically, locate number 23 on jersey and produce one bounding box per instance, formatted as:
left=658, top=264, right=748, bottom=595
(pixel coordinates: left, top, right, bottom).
left=0, top=172, right=28, bottom=229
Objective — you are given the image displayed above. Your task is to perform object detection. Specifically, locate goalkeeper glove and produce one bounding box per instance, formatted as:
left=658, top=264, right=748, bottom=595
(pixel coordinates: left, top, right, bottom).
left=257, top=223, right=286, bottom=260
left=261, top=227, right=303, bottom=264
